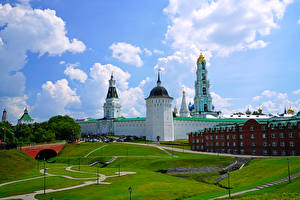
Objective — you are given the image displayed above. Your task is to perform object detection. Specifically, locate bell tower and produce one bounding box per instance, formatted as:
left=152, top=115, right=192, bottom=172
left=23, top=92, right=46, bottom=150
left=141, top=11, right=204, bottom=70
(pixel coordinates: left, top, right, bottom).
left=103, top=73, right=121, bottom=119
left=193, top=53, right=215, bottom=117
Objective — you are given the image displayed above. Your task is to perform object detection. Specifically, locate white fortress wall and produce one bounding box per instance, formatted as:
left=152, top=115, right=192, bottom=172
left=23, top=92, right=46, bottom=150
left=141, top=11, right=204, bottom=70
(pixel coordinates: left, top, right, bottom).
left=173, top=120, right=220, bottom=140
left=114, top=120, right=146, bottom=137
left=78, top=122, right=97, bottom=135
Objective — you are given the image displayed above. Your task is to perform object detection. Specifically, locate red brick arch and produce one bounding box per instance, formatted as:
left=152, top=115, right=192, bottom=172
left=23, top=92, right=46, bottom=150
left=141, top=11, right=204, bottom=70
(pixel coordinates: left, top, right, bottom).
left=20, top=143, right=65, bottom=159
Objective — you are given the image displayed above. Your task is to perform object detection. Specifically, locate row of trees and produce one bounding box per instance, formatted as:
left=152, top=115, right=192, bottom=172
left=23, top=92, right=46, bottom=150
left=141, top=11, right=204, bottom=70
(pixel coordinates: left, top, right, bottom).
left=0, top=115, right=81, bottom=145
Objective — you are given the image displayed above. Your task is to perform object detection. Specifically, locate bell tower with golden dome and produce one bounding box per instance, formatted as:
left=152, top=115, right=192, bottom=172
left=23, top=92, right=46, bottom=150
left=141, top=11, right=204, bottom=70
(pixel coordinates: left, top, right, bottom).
left=192, top=52, right=219, bottom=117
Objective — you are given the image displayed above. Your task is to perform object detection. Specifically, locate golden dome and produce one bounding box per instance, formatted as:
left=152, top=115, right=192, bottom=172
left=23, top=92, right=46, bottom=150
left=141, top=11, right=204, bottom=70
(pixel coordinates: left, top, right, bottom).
left=258, top=107, right=262, bottom=112
left=287, top=107, right=295, bottom=114
left=183, top=90, right=186, bottom=95
left=197, top=53, right=206, bottom=63
left=174, top=105, right=178, bottom=112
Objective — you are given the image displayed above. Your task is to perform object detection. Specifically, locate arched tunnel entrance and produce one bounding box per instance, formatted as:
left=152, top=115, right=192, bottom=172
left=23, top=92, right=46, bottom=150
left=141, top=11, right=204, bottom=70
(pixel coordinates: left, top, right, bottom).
left=35, top=149, right=57, bottom=160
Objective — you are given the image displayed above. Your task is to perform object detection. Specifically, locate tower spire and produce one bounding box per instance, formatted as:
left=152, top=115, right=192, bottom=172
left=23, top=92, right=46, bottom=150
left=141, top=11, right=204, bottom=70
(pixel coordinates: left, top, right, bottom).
left=157, top=69, right=161, bottom=86
left=180, top=89, right=190, bottom=117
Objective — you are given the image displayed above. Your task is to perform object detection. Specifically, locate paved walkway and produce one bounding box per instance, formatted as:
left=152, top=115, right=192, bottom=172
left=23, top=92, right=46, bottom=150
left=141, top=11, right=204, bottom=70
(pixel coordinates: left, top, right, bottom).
left=212, top=171, right=300, bottom=199
left=0, top=165, right=136, bottom=200
left=84, top=144, right=107, bottom=157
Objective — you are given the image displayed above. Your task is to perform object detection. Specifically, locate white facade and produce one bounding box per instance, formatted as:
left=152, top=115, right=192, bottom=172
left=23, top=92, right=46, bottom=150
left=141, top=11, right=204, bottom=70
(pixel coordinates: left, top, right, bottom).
left=146, top=97, right=174, bottom=141
left=103, top=74, right=121, bottom=119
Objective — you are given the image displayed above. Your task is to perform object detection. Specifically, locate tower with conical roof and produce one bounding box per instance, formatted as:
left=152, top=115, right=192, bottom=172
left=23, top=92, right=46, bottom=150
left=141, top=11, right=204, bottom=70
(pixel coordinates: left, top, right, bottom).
left=179, top=90, right=190, bottom=117
left=2, top=109, right=7, bottom=122
left=145, top=71, right=174, bottom=141
left=192, top=53, right=219, bottom=117
left=18, top=107, right=34, bottom=124
left=103, top=73, right=121, bottom=119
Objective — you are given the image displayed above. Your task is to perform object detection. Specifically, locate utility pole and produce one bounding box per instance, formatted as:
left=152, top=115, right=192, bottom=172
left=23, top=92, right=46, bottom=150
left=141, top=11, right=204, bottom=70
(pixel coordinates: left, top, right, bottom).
left=287, top=158, right=291, bottom=183
left=44, top=158, right=46, bottom=194
left=228, top=172, right=231, bottom=198
left=97, top=162, right=99, bottom=185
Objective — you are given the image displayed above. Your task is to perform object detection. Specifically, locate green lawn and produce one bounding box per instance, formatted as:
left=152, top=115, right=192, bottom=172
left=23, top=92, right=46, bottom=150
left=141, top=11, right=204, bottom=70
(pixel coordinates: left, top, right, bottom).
left=1, top=143, right=300, bottom=200
left=226, top=176, right=300, bottom=199
left=0, top=149, right=40, bottom=183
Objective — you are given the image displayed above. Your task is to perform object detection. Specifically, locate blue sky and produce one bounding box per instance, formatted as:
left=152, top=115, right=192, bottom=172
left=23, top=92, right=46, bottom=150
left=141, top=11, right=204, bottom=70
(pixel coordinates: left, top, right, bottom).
left=0, top=0, right=300, bottom=123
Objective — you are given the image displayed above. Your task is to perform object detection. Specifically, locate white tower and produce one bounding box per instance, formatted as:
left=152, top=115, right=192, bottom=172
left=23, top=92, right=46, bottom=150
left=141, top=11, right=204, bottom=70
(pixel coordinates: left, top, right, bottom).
left=103, top=73, right=121, bottom=119
left=145, top=72, right=174, bottom=141
left=179, top=90, right=190, bottom=117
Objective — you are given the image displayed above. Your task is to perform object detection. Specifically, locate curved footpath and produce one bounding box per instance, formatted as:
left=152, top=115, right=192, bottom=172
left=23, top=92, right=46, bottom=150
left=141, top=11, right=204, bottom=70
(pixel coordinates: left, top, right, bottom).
left=0, top=165, right=135, bottom=200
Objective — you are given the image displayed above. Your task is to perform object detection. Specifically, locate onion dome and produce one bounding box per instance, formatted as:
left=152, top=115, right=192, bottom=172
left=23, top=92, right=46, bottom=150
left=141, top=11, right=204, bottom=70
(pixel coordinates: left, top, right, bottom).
left=197, top=53, right=206, bottom=63
left=258, top=107, right=262, bottom=113
left=287, top=107, right=295, bottom=115
left=245, top=108, right=251, bottom=115
left=146, top=71, right=172, bottom=99
left=174, top=105, right=178, bottom=113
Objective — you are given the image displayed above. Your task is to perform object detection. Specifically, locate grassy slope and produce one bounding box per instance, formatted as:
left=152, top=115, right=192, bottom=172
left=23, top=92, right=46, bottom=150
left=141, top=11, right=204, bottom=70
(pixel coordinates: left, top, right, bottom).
left=0, top=149, right=39, bottom=183
left=227, top=176, right=300, bottom=200
left=185, top=156, right=300, bottom=199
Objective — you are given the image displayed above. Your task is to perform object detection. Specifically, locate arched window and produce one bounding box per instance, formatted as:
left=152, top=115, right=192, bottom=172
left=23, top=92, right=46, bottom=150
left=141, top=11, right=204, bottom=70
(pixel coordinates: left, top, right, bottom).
left=204, top=104, right=208, bottom=112
left=203, top=87, right=207, bottom=95
left=202, top=63, right=205, bottom=70
left=202, top=73, right=206, bottom=80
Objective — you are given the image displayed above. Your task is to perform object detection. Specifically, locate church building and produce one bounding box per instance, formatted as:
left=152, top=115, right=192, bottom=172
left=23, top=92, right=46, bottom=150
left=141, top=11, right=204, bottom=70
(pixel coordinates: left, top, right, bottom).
left=77, top=53, right=274, bottom=141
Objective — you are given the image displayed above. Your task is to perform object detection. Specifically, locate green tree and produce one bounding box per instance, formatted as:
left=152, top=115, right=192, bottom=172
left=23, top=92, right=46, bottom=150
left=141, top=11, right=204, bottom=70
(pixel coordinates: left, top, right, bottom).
left=48, top=115, right=81, bottom=140
left=0, top=122, right=15, bottom=144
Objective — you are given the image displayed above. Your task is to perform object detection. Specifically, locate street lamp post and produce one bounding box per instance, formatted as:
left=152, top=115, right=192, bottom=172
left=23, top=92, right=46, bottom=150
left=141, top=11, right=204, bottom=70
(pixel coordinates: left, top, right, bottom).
left=287, top=158, right=291, bottom=183
left=44, top=158, right=46, bottom=194
left=97, top=162, right=99, bottom=185
left=119, top=158, right=121, bottom=177
left=227, top=172, right=231, bottom=198
left=128, top=186, right=132, bottom=200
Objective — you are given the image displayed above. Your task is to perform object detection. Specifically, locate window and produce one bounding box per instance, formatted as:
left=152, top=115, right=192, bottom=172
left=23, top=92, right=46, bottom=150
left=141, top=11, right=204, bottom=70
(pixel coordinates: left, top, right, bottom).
left=262, top=125, right=266, bottom=130
left=233, top=149, right=238, bottom=154
left=288, top=124, right=292, bottom=129
left=211, top=142, right=213, bottom=146
left=263, top=142, right=268, bottom=147
left=272, top=142, right=277, bottom=147
left=192, top=139, right=195, bottom=143
left=240, top=135, right=243, bottom=139
left=226, top=135, right=230, bottom=139
left=240, top=142, right=244, bottom=147
left=240, top=149, right=245, bottom=154
left=251, top=142, right=256, bottom=147
left=221, top=135, right=224, bottom=139
left=251, top=134, right=255, bottom=139
left=222, top=142, right=225, bottom=147
left=280, top=133, right=284, bottom=139
left=203, top=87, right=207, bottom=95
left=233, top=142, right=236, bottom=147
left=272, top=150, right=278, bottom=156
left=262, top=133, right=266, bottom=139
left=280, top=142, right=285, bottom=147
left=281, top=151, right=286, bottom=156
left=206, top=136, right=209, bottom=140
left=263, top=150, right=268, bottom=155
left=196, top=139, right=199, bottom=143
left=204, top=104, right=208, bottom=112
left=290, top=141, right=294, bottom=147
left=216, top=142, right=219, bottom=146
left=289, top=132, right=294, bottom=138
left=239, top=127, right=243, bottom=132
left=206, top=142, right=209, bottom=146
left=227, top=142, right=230, bottom=147
left=250, top=126, right=254, bottom=131
left=233, top=134, right=236, bottom=139
left=251, top=150, right=256, bottom=155
left=291, top=151, right=295, bottom=156
left=216, top=135, right=218, bottom=139
left=271, top=133, right=276, bottom=138
left=210, top=136, right=213, bottom=140
left=201, top=139, right=204, bottom=143
left=227, top=149, right=231, bottom=153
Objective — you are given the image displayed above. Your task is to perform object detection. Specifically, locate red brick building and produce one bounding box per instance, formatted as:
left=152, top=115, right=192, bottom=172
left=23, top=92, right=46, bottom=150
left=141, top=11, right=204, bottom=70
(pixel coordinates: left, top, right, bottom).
left=188, top=118, right=300, bottom=156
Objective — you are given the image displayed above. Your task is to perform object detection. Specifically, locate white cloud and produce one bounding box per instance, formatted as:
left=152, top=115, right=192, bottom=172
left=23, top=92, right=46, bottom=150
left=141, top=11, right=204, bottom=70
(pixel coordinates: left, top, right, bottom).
left=109, top=42, right=144, bottom=67
left=59, top=61, right=65, bottom=65
left=261, top=90, right=277, bottom=98
left=163, top=0, right=293, bottom=56
left=252, top=96, right=261, bottom=102
left=33, top=79, right=80, bottom=120
left=143, top=48, right=152, bottom=56
left=211, top=92, right=232, bottom=109
left=153, top=49, right=164, bottom=55
left=293, top=89, right=300, bottom=95
left=298, top=17, right=300, bottom=24
left=0, top=95, right=28, bottom=123
left=0, top=3, right=86, bottom=97
left=64, top=63, right=87, bottom=83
